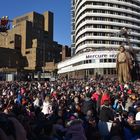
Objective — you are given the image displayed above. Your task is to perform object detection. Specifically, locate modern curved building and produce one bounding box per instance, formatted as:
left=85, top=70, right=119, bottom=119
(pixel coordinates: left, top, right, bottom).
left=58, top=0, right=140, bottom=78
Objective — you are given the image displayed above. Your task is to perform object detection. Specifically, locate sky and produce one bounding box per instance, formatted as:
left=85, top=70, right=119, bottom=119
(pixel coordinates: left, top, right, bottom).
left=0, top=0, right=71, bottom=46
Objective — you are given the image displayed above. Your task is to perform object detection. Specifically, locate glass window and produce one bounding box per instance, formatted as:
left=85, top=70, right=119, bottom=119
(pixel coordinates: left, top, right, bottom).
left=100, top=59, right=104, bottom=62
left=108, top=68, right=111, bottom=74
left=104, top=68, right=107, bottom=74
left=104, top=59, right=107, bottom=63
left=108, top=59, right=112, bottom=62
left=89, top=60, right=92, bottom=63
left=92, top=59, right=95, bottom=63
left=113, top=59, right=116, bottom=62
left=89, top=69, right=94, bottom=75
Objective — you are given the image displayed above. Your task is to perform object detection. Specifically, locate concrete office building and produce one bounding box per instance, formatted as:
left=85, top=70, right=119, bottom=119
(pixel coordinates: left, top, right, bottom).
left=0, top=11, right=71, bottom=80
left=58, top=0, right=140, bottom=78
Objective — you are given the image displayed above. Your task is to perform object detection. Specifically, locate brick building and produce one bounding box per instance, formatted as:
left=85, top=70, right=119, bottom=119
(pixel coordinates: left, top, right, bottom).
left=0, top=11, right=71, bottom=80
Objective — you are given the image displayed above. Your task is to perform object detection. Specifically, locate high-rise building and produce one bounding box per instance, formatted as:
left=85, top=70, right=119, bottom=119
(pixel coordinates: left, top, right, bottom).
left=58, top=0, right=140, bottom=78
left=71, top=0, right=76, bottom=56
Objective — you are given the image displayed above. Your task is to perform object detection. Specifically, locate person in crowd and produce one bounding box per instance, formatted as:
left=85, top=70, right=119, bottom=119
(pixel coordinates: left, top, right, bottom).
left=98, top=100, right=114, bottom=140
left=0, top=78, right=140, bottom=140
left=91, top=87, right=102, bottom=113
left=81, top=92, right=96, bottom=116
left=84, top=116, right=101, bottom=140
left=135, top=105, right=140, bottom=124
left=41, top=95, right=53, bottom=116
left=65, top=115, right=87, bottom=140
left=100, top=89, right=110, bottom=105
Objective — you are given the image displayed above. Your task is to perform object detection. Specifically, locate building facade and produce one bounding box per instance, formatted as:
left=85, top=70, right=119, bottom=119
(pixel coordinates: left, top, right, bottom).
left=0, top=11, right=70, bottom=80
left=58, top=0, right=140, bottom=78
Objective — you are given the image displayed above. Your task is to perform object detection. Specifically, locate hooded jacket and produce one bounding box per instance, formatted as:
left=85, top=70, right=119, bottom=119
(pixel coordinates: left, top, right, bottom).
left=65, top=119, right=87, bottom=140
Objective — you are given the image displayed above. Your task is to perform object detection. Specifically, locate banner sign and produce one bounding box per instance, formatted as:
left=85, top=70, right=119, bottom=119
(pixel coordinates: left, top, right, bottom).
left=86, top=54, right=117, bottom=59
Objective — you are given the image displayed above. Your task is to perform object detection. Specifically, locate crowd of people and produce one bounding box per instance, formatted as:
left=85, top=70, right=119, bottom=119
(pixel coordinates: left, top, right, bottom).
left=0, top=77, right=140, bottom=140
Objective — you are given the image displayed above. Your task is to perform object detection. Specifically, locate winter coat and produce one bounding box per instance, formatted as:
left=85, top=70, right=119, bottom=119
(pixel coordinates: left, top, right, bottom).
left=99, top=105, right=114, bottom=122
left=125, top=98, right=133, bottom=111
left=41, top=101, right=53, bottom=115
left=65, top=119, right=87, bottom=140
left=101, top=93, right=110, bottom=105
left=91, top=92, right=99, bottom=101
left=81, top=98, right=96, bottom=115
left=33, top=98, right=40, bottom=107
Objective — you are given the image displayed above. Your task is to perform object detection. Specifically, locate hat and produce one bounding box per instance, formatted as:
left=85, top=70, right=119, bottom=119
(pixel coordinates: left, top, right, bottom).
left=127, top=89, right=132, bottom=94
left=128, top=112, right=134, bottom=117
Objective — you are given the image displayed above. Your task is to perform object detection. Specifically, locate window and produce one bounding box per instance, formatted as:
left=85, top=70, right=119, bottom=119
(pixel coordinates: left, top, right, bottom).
left=92, top=59, right=95, bottom=63
left=104, top=68, right=107, bottom=74
left=100, top=59, right=104, bottom=62
left=25, top=51, right=30, bottom=54
left=104, top=59, right=107, bottom=63
left=108, top=59, right=112, bottom=62
left=89, top=69, right=94, bottom=75
left=113, top=59, right=116, bottom=62
left=10, top=41, right=14, bottom=44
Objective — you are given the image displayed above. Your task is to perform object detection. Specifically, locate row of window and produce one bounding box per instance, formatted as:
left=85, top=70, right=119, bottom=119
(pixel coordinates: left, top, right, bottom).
left=75, top=24, right=140, bottom=38
left=76, top=32, right=140, bottom=43
left=76, top=36, right=121, bottom=46
left=77, top=47, right=118, bottom=54
left=73, top=58, right=116, bottom=66
left=75, top=0, right=140, bottom=8
left=76, top=40, right=138, bottom=49
left=76, top=16, right=140, bottom=30
left=75, top=8, right=140, bottom=24
left=68, top=68, right=117, bottom=75
left=75, top=1, right=140, bottom=18
left=100, top=59, right=116, bottom=63
left=76, top=12, right=140, bottom=29
left=75, top=68, right=116, bottom=75
left=87, top=68, right=117, bottom=75
left=79, top=68, right=117, bottom=75
left=104, top=68, right=117, bottom=75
